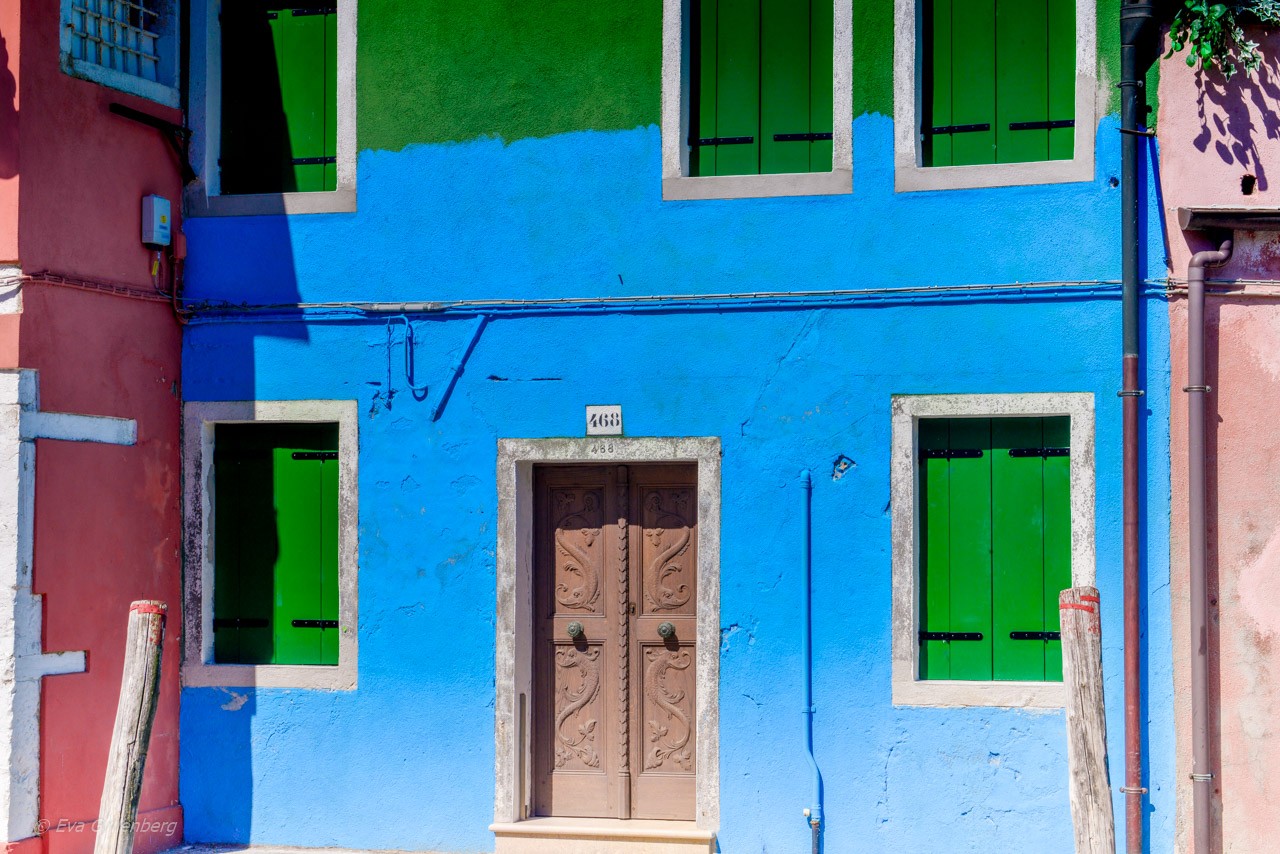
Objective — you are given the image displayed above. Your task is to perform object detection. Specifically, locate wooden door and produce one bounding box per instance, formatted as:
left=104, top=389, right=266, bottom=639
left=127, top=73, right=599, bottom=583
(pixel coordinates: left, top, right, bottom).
left=532, top=464, right=697, bottom=821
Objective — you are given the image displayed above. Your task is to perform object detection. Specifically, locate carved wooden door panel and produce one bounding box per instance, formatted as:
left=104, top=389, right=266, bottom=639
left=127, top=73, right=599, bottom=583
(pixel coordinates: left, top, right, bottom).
left=629, top=464, right=697, bottom=821
left=532, top=464, right=697, bottom=822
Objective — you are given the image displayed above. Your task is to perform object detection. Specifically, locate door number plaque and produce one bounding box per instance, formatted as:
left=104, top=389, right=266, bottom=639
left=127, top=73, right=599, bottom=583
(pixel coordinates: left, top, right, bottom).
left=586, top=405, right=623, bottom=436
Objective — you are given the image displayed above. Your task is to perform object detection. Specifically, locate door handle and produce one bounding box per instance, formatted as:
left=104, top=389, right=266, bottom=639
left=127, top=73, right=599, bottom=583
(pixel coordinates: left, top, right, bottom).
left=567, top=621, right=585, bottom=639
left=657, top=622, right=676, bottom=640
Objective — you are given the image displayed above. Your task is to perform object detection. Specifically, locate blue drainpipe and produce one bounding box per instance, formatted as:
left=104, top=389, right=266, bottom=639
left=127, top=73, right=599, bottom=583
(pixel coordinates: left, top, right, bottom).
left=800, top=469, right=823, bottom=853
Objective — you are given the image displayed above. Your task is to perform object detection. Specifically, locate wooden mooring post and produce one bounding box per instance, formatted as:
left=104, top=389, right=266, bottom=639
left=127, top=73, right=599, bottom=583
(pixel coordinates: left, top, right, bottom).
left=95, top=601, right=166, bottom=854
left=1060, top=586, right=1115, bottom=854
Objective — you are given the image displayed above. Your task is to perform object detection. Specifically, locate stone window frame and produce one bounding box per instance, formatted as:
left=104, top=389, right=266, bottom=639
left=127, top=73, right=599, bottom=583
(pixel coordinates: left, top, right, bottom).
left=185, top=0, right=358, bottom=216
left=891, top=0, right=1098, bottom=193
left=660, top=0, right=854, bottom=201
left=890, top=393, right=1095, bottom=708
left=492, top=437, right=721, bottom=834
left=181, top=399, right=359, bottom=690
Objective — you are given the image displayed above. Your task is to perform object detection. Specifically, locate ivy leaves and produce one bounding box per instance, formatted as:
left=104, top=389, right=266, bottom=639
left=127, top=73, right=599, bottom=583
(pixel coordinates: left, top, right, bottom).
left=1167, top=1, right=1278, bottom=78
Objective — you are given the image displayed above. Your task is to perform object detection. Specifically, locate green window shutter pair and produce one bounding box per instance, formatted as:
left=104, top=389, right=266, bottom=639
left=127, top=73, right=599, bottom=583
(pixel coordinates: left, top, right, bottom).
left=220, top=3, right=338, bottom=194
left=918, top=417, right=1070, bottom=682
left=923, top=0, right=1075, bottom=167
left=692, top=0, right=834, bottom=177
left=214, top=424, right=340, bottom=666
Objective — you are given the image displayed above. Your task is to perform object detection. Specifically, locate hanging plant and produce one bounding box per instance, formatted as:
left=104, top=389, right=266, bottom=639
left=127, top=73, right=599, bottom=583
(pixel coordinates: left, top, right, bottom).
left=1168, top=1, right=1280, bottom=78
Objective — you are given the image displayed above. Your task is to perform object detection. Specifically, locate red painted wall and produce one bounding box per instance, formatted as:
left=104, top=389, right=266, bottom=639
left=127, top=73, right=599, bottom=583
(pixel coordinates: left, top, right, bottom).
left=14, top=0, right=184, bottom=851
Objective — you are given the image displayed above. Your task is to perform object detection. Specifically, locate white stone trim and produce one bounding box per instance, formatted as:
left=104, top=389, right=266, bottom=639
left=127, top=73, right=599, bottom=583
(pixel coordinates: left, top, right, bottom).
left=660, top=0, right=853, bottom=201
left=495, top=437, right=721, bottom=832
left=181, top=400, right=359, bottom=690
left=0, top=369, right=129, bottom=842
left=889, top=393, right=1095, bottom=708
left=58, top=0, right=181, bottom=108
left=892, top=0, right=1097, bottom=192
left=186, top=1, right=357, bottom=217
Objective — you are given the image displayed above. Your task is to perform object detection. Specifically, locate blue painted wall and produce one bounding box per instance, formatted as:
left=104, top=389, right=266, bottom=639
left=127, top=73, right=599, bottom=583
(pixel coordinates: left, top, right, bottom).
left=179, top=113, right=1173, bottom=853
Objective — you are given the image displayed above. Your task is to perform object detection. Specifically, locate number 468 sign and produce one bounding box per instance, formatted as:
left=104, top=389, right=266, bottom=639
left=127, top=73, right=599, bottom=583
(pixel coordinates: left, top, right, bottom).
left=585, top=405, right=623, bottom=436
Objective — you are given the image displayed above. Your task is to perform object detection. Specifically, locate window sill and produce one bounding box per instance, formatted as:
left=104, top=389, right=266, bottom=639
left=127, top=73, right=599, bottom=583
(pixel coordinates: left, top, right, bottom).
left=182, top=660, right=357, bottom=691
left=892, top=678, right=1065, bottom=709
left=894, top=155, right=1094, bottom=193
left=185, top=185, right=357, bottom=217
left=662, top=169, right=852, bottom=201
left=62, top=56, right=180, bottom=109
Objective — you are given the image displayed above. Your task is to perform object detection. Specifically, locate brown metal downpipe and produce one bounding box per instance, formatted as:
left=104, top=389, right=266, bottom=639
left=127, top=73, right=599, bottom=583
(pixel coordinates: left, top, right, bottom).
left=1186, top=238, right=1232, bottom=854
left=1120, top=4, right=1156, bottom=850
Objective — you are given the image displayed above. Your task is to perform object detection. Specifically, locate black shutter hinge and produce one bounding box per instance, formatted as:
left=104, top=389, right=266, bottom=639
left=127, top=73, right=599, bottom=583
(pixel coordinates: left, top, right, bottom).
left=928, top=123, right=991, bottom=135
left=921, top=448, right=984, bottom=459
left=292, top=451, right=338, bottom=460
left=1009, top=631, right=1061, bottom=641
left=292, top=619, right=340, bottom=629
left=1009, top=119, right=1075, bottom=131
left=695, top=136, right=754, bottom=146
left=773, top=132, right=834, bottom=142
left=919, top=631, right=984, bottom=642
left=1008, top=447, right=1070, bottom=458
left=214, top=617, right=269, bottom=629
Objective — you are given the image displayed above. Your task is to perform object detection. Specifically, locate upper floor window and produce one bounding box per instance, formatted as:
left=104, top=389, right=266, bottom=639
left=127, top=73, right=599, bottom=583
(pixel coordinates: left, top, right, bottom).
left=60, top=0, right=180, bottom=107
left=690, top=0, right=833, bottom=177
left=661, top=0, right=852, bottom=201
left=921, top=1, right=1075, bottom=168
left=893, top=0, right=1096, bottom=192
left=187, top=1, right=357, bottom=216
left=220, top=4, right=338, bottom=195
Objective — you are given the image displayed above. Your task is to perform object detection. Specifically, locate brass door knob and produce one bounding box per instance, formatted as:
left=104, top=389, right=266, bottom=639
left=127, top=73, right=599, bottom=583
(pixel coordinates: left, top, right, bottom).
left=657, top=621, right=676, bottom=639
left=567, top=621, right=585, bottom=639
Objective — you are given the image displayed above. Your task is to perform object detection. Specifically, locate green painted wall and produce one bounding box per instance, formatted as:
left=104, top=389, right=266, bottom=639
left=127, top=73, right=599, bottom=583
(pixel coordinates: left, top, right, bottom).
left=358, top=0, right=661, bottom=150
left=357, top=0, right=1127, bottom=153
left=853, top=0, right=894, bottom=117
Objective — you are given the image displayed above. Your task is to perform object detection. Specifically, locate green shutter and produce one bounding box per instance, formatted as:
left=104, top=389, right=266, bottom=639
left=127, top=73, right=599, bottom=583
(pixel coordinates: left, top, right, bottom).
left=760, top=0, right=810, bottom=175
left=808, top=0, right=834, bottom=172
left=691, top=1, right=832, bottom=176
left=1042, top=417, right=1071, bottom=680
left=923, top=0, right=1074, bottom=167
left=991, top=418, right=1047, bottom=680
left=923, top=0, right=954, bottom=167
left=692, top=0, right=720, bottom=177
left=219, top=4, right=338, bottom=194
left=919, top=417, right=1071, bottom=682
left=1047, top=0, right=1076, bottom=161
left=995, top=1, right=1049, bottom=165
left=714, top=0, right=762, bottom=176
left=946, top=418, right=994, bottom=680
left=919, top=419, right=952, bottom=679
left=213, top=447, right=276, bottom=664
left=212, top=424, right=340, bottom=667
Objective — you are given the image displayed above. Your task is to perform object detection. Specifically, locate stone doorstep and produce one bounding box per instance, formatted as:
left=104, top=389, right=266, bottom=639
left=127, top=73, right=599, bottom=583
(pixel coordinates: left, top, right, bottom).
left=162, top=822, right=717, bottom=854
left=491, top=818, right=715, bottom=854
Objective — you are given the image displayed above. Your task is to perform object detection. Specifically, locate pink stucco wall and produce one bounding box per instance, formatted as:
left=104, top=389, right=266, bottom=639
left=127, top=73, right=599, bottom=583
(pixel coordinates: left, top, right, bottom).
left=0, top=0, right=18, bottom=265
left=9, top=1, right=184, bottom=851
left=1158, top=28, right=1280, bottom=854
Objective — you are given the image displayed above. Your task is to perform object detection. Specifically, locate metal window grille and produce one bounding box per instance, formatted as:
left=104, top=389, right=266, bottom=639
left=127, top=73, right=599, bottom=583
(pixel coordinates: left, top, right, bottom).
left=67, top=0, right=162, bottom=82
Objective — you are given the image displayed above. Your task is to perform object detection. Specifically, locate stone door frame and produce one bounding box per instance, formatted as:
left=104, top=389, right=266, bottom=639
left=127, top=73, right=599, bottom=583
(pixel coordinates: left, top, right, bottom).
left=495, top=438, right=721, bottom=832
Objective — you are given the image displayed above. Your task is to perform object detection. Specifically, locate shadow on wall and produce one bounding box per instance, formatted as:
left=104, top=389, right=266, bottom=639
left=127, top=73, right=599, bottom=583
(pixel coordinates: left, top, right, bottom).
left=1191, top=44, right=1280, bottom=193
left=0, top=30, right=16, bottom=179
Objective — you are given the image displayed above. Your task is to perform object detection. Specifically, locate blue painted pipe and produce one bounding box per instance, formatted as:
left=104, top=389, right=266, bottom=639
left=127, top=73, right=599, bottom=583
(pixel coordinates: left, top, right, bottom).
left=800, top=469, right=823, bottom=850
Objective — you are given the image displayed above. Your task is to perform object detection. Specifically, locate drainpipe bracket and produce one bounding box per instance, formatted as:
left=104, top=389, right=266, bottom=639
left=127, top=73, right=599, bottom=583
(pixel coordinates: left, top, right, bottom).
left=1182, top=385, right=1212, bottom=393
left=1117, top=389, right=1146, bottom=397
left=1190, top=773, right=1215, bottom=782
left=1119, top=786, right=1148, bottom=795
